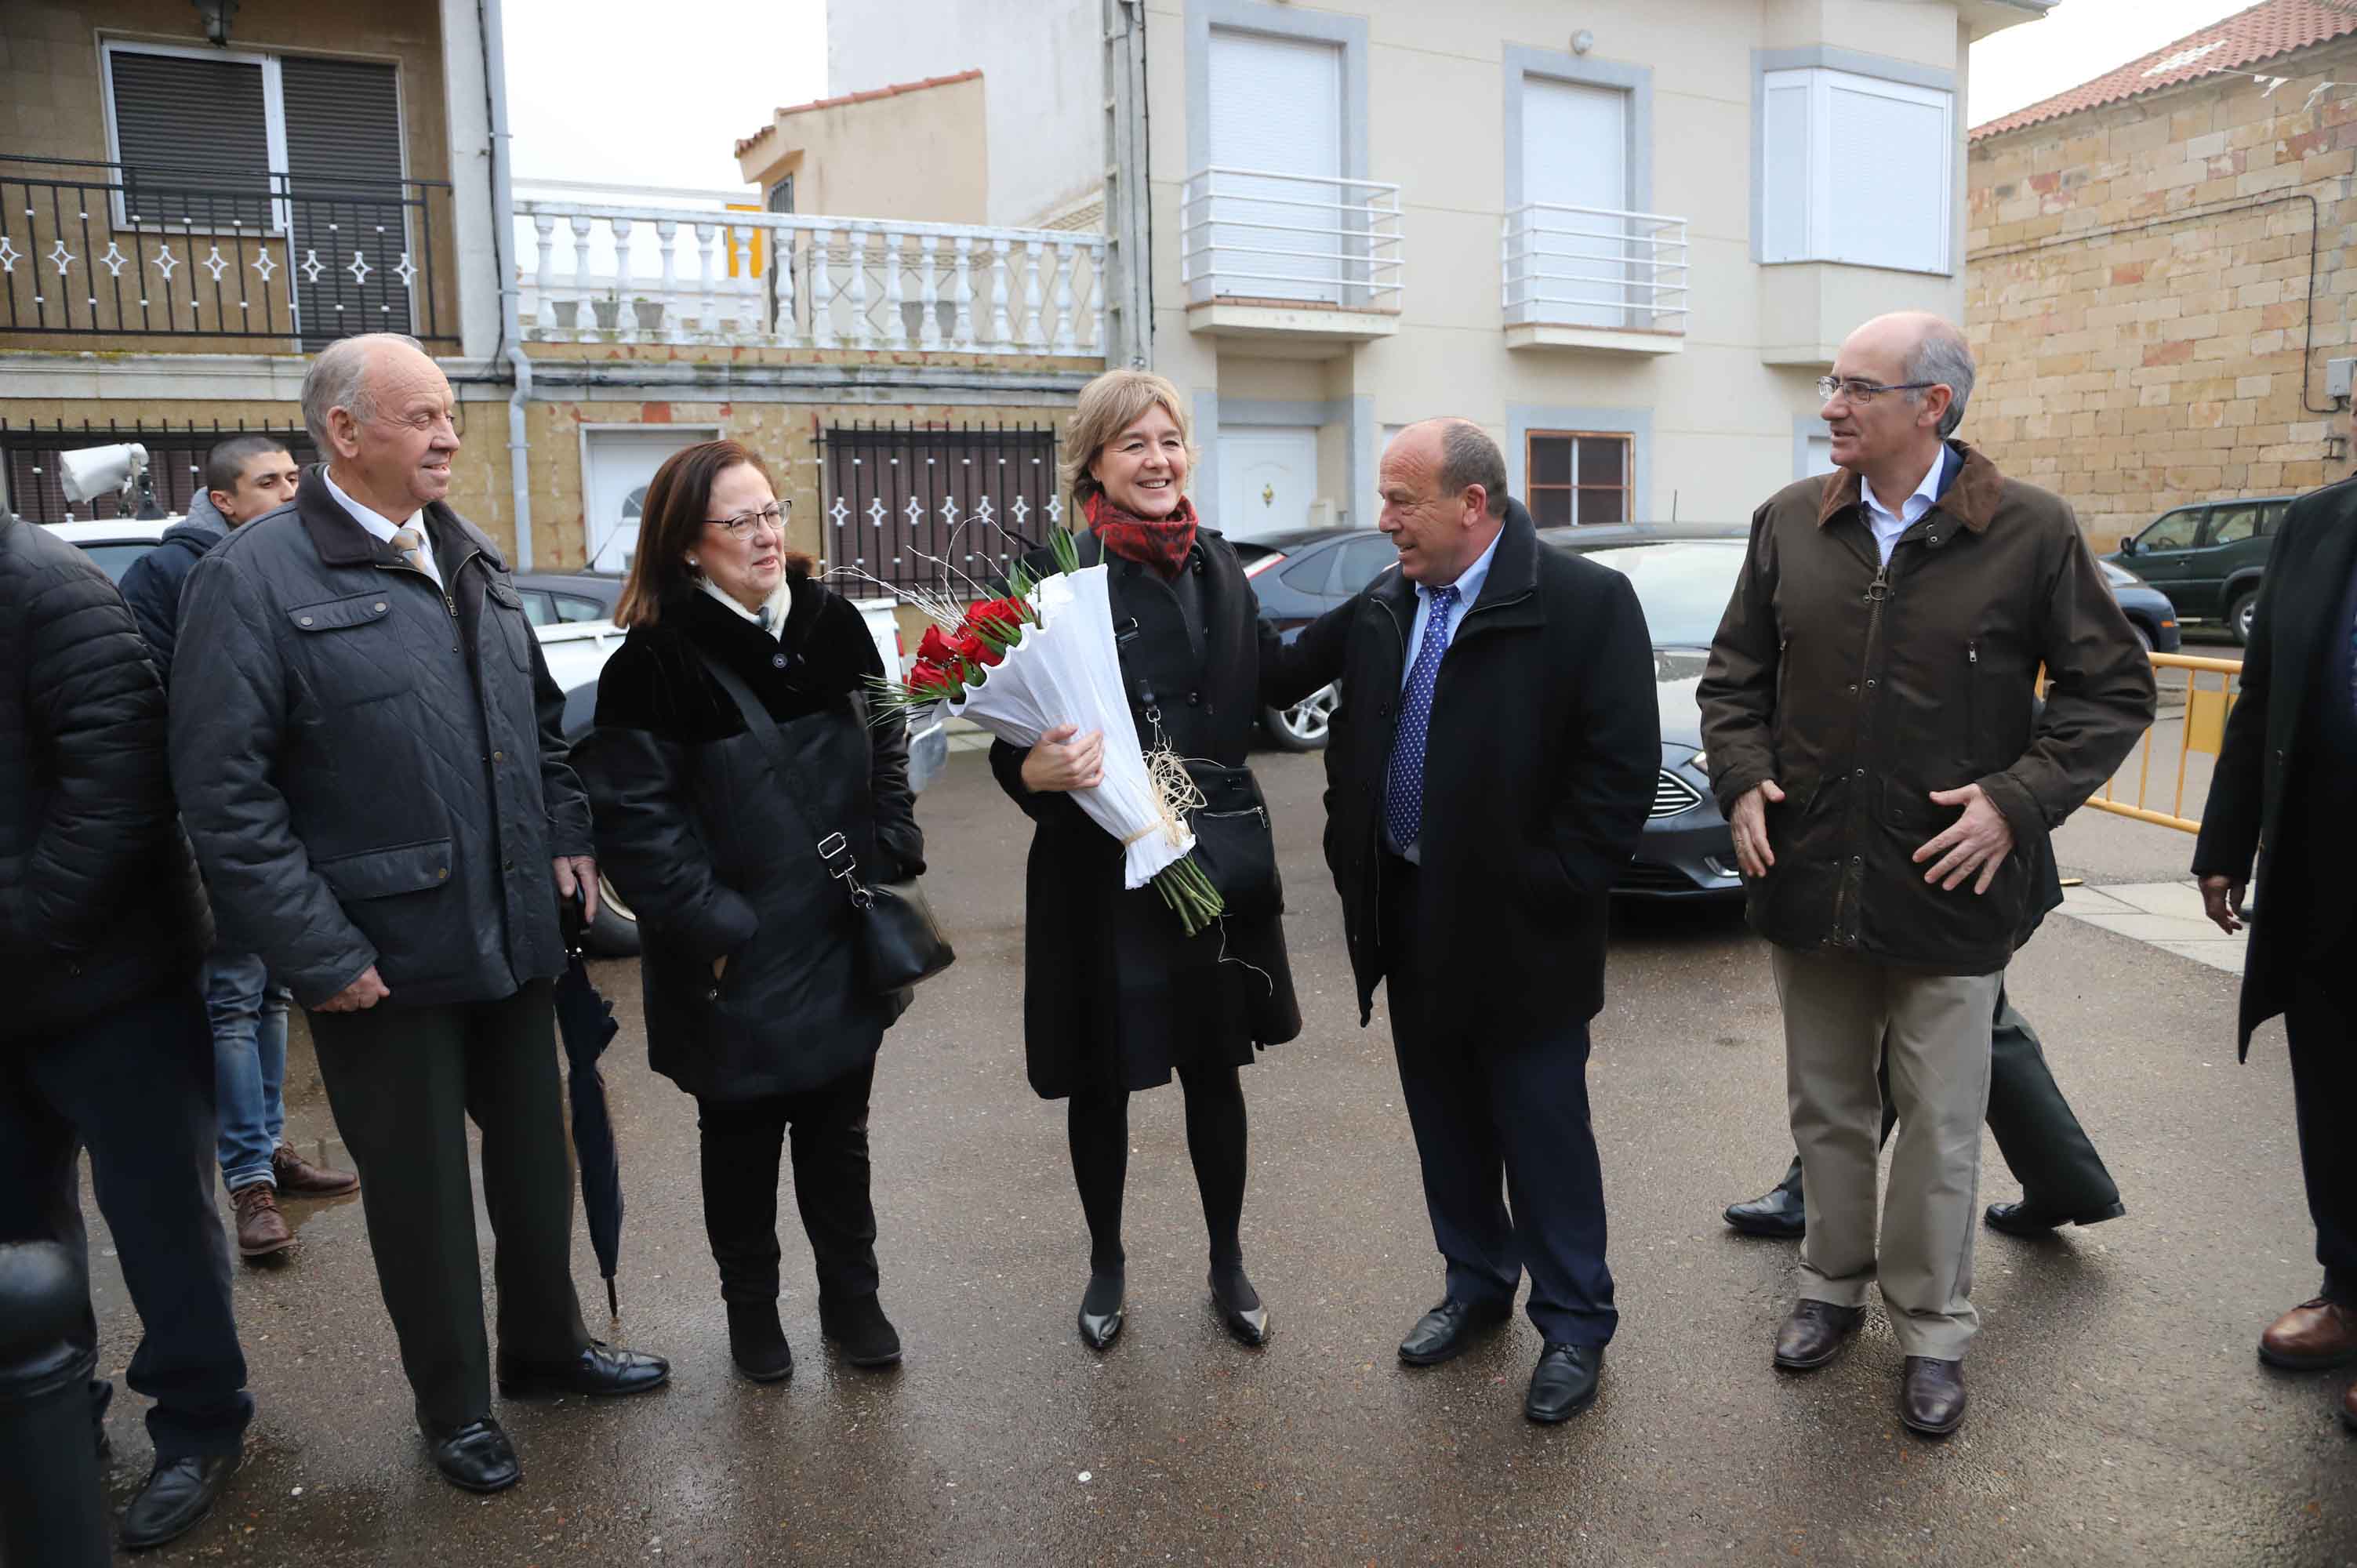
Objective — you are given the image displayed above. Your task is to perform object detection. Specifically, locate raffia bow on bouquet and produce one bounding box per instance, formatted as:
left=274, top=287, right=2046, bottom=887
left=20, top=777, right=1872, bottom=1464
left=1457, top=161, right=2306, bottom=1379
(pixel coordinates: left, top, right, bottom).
left=866, top=532, right=1226, bottom=935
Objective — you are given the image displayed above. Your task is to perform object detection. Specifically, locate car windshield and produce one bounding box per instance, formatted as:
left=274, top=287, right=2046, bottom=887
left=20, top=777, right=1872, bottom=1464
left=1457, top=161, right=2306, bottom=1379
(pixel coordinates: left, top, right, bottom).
left=75, top=541, right=159, bottom=583
left=1562, top=540, right=1746, bottom=646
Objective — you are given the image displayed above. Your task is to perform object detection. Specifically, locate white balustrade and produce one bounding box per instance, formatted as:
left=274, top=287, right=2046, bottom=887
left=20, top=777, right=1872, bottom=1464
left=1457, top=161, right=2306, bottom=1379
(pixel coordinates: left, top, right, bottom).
left=1499, top=204, right=1689, bottom=333
left=1180, top=165, right=1404, bottom=310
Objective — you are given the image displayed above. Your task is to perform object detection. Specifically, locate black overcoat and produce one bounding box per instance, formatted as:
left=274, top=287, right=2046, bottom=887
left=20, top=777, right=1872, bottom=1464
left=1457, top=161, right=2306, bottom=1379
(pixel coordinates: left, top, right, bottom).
left=1269, top=500, right=1660, bottom=1041
left=2192, top=474, right=2357, bottom=1058
left=990, top=528, right=1301, bottom=1100
left=576, top=579, right=924, bottom=1101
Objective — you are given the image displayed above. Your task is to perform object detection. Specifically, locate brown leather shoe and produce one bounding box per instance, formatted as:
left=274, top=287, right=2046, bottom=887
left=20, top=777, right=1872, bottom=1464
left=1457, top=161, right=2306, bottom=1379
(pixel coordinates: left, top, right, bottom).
left=271, top=1142, right=359, bottom=1197
left=1773, top=1299, right=1865, bottom=1370
left=232, top=1184, right=292, bottom=1260
left=1901, top=1356, right=1967, bottom=1436
left=2259, top=1297, right=2357, bottom=1370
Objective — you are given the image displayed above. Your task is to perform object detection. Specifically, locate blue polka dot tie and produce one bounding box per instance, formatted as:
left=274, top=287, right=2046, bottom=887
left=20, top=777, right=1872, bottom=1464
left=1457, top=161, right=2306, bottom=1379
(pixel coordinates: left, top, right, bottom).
left=1383, top=583, right=1458, bottom=855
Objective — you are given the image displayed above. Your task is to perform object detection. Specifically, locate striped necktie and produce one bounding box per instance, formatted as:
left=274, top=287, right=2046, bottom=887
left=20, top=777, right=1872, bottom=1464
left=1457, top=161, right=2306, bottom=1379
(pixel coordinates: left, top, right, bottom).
left=388, top=527, right=429, bottom=575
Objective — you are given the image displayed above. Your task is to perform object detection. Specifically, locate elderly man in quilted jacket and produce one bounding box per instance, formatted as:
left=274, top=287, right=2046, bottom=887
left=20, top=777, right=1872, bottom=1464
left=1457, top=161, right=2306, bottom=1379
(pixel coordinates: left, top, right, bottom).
left=171, top=334, right=668, bottom=1497
left=1699, top=312, right=2154, bottom=1437
left=0, top=502, right=252, bottom=1551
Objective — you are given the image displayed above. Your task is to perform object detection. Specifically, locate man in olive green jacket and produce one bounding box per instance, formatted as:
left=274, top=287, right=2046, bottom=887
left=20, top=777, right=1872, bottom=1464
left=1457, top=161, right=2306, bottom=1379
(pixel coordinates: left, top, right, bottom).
left=1699, top=311, right=2153, bottom=1437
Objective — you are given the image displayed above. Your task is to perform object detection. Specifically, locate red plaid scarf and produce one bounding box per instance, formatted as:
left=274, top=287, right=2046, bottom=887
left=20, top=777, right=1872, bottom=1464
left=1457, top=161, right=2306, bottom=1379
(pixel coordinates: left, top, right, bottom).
left=1084, top=490, right=1198, bottom=580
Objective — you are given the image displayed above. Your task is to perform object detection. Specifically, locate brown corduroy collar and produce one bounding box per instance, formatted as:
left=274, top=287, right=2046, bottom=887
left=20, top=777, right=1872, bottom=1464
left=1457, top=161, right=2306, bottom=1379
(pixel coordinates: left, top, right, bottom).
left=1814, top=441, right=2003, bottom=535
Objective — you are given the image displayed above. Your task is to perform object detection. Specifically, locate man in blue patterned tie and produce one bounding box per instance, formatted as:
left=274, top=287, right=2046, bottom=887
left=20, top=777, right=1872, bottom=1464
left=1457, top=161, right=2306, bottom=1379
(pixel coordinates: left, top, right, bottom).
left=1269, top=419, right=1658, bottom=1422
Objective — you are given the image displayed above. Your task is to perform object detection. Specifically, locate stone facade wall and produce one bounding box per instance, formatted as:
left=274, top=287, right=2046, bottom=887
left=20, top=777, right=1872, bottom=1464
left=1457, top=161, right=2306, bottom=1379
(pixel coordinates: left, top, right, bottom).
left=1964, top=39, right=2357, bottom=548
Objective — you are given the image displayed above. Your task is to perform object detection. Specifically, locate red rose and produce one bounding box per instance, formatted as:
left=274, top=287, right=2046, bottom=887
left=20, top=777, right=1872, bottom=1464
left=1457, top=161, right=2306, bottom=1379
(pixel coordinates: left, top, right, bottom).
left=917, top=625, right=966, bottom=667
left=906, top=658, right=961, bottom=698
left=960, top=597, right=1027, bottom=644
left=946, top=630, right=992, bottom=666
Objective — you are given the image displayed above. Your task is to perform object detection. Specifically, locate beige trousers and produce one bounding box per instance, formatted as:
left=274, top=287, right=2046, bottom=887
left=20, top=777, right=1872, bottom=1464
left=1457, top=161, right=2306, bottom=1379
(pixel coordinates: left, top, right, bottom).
left=1771, top=945, right=2002, bottom=1361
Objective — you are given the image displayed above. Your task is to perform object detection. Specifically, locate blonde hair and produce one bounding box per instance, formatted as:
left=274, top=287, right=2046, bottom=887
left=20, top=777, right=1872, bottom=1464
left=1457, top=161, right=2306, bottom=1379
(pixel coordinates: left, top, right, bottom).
left=1061, top=368, right=1199, bottom=511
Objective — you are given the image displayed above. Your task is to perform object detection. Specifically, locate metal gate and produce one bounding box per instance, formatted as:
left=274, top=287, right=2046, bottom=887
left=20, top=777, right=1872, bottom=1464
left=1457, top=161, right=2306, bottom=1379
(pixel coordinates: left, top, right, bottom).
left=2, top=416, right=318, bottom=522
left=815, top=419, right=1062, bottom=600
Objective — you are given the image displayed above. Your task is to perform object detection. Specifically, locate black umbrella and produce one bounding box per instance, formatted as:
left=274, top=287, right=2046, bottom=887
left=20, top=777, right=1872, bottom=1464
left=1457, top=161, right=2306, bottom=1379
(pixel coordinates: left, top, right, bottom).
left=554, top=907, right=625, bottom=1319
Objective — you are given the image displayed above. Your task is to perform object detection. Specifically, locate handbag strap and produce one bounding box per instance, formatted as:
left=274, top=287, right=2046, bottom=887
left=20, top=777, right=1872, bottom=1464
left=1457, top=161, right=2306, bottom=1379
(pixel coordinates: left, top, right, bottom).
left=690, top=644, right=873, bottom=909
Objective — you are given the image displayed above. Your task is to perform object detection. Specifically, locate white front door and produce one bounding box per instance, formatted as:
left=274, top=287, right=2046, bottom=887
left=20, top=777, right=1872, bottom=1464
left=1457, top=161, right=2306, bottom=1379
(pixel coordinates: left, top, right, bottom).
left=1521, top=76, right=1631, bottom=328
left=1217, top=426, right=1318, bottom=542
left=582, top=426, right=720, bottom=568
left=1205, top=29, right=1343, bottom=303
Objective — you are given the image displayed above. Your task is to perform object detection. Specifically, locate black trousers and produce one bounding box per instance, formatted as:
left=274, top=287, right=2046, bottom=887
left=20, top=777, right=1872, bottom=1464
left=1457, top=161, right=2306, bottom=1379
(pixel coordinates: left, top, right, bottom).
left=307, top=980, right=589, bottom=1430
left=696, top=1056, right=881, bottom=1307
left=0, top=980, right=252, bottom=1458
left=1771, top=985, right=2120, bottom=1215
left=1382, top=857, right=1615, bottom=1347
left=2287, top=945, right=2357, bottom=1303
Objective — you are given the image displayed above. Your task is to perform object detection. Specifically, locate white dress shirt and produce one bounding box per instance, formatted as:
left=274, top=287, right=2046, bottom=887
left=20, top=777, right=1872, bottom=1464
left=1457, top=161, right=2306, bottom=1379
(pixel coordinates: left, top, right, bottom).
left=323, top=466, right=441, bottom=589
left=1858, top=452, right=1945, bottom=568
left=1399, top=525, right=1503, bottom=687
left=699, top=575, right=792, bottom=641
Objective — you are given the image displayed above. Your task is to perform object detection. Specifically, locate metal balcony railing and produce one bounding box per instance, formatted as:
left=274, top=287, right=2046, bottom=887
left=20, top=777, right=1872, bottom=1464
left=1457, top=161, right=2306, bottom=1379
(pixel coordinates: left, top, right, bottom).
left=1180, top=166, right=1402, bottom=311
left=514, top=199, right=1107, bottom=355
left=0, top=155, right=453, bottom=346
left=1501, top=203, right=1688, bottom=333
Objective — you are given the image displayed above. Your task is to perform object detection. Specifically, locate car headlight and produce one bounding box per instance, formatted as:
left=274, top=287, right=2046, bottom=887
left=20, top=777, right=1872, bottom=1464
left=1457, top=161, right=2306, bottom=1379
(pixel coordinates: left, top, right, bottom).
left=1691, top=750, right=1708, bottom=774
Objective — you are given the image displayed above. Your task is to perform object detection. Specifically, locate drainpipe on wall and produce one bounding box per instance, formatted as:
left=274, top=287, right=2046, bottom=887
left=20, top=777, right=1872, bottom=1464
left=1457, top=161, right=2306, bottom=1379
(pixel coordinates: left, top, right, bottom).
left=481, top=0, right=533, bottom=570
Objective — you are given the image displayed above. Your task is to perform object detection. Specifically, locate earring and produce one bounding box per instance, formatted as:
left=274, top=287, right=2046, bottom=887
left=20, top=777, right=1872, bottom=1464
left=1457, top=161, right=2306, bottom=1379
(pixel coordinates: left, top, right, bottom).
left=686, top=557, right=699, bottom=569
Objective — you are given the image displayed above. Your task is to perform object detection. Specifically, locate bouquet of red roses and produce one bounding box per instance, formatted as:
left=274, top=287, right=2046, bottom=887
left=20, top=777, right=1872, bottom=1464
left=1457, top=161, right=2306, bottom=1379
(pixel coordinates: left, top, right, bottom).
left=869, top=534, right=1224, bottom=935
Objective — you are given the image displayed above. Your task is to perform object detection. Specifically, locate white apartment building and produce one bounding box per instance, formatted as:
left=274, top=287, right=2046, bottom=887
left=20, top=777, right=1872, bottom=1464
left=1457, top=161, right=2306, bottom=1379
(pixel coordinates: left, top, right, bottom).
left=819, top=0, right=2054, bottom=535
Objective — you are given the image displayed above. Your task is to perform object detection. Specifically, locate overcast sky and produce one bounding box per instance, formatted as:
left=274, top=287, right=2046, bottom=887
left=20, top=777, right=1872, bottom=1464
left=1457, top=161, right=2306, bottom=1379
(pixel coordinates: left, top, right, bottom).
left=499, top=0, right=2269, bottom=193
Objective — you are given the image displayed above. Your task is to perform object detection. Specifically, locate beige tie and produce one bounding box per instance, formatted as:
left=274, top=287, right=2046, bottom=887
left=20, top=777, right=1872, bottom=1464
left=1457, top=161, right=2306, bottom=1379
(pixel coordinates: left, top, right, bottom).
left=389, top=527, right=428, bottom=575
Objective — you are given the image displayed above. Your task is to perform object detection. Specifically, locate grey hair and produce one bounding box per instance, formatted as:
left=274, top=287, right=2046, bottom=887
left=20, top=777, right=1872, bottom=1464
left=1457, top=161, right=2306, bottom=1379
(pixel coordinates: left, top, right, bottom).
left=1904, top=323, right=1977, bottom=438
left=1434, top=419, right=1507, bottom=518
left=301, top=332, right=425, bottom=450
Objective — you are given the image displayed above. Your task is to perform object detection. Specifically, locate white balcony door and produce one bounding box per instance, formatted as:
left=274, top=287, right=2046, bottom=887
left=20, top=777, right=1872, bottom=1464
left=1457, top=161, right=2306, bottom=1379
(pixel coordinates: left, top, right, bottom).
left=1207, top=30, right=1342, bottom=303
left=583, top=426, right=719, bottom=568
left=1217, top=426, right=1318, bottom=542
left=1522, top=78, right=1630, bottom=328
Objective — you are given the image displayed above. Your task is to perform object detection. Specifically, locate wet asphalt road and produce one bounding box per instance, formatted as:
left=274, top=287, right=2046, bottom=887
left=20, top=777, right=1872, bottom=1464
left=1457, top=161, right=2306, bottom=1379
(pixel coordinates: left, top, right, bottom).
left=70, top=746, right=2357, bottom=1566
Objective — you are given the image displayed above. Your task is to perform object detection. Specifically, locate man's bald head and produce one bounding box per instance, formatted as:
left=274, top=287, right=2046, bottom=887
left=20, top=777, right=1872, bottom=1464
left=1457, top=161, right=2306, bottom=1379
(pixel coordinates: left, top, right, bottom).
left=1396, top=417, right=1506, bottom=521
left=1839, top=312, right=1975, bottom=438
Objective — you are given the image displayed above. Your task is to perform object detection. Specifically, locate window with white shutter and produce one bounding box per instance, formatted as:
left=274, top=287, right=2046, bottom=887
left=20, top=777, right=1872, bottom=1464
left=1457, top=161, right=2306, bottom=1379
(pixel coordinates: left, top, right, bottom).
left=1759, top=67, right=1952, bottom=274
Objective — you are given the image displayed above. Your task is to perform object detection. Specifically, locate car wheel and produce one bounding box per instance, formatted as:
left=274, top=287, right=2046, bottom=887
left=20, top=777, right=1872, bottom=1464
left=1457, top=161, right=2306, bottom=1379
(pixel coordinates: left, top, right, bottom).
left=2228, top=588, right=2258, bottom=646
left=583, top=871, right=641, bottom=957
left=1262, top=682, right=1338, bottom=752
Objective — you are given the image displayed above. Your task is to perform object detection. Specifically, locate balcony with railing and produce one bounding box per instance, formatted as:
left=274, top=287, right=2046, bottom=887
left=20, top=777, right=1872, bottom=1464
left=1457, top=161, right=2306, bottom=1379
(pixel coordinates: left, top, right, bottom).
left=1180, top=166, right=1401, bottom=349
left=0, top=156, right=456, bottom=351
left=1500, top=204, right=1687, bottom=354
left=514, top=200, right=1108, bottom=358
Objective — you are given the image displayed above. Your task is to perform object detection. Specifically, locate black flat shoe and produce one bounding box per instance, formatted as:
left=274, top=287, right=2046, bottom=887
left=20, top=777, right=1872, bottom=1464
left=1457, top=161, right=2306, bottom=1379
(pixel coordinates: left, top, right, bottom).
left=1723, top=1174, right=1807, bottom=1239
left=423, top=1417, right=521, bottom=1494
left=1984, top=1199, right=2127, bottom=1237
left=727, top=1301, right=794, bottom=1384
left=1399, top=1296, right=1513, bottom=1366
left=119, top=1451, right=240, bottom=1550
left=1210, top=1269, right=1269, bottom=1348
left=819, top=1294, right=903, bottom=1367
left=496, top=1340, right=670, bottom=1399
left=1524, top=1343, right=1603, bottom=1425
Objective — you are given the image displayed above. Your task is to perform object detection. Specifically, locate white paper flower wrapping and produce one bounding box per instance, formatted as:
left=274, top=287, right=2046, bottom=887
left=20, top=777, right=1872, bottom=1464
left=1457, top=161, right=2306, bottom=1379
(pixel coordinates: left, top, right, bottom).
left=946, top=564, right=1196, bottom=889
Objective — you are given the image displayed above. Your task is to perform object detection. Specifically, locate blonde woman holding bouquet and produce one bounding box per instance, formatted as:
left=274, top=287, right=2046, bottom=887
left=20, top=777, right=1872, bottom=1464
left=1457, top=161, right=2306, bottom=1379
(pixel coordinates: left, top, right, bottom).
left=993, top=368, right=1300, bottom=1352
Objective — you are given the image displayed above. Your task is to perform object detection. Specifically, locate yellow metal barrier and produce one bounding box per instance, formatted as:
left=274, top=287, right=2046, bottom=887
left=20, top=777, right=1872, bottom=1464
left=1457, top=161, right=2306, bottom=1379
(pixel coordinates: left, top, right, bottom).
left=2073, top=651, right=2244, bottom=833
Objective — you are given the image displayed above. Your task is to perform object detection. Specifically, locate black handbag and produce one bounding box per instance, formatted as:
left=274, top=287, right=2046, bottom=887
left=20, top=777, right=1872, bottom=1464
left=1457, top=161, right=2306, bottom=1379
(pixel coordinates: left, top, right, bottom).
left=694, top=647, right=956, bottom=995
left=1182, top=760, right=1283, bottom=922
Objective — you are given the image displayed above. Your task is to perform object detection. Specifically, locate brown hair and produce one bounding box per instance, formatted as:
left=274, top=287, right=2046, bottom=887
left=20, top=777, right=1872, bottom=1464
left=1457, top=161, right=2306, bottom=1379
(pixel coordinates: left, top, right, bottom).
left=613, top=439, right=813, bottom=629
left=1059, top=368, right=1199, bottom=512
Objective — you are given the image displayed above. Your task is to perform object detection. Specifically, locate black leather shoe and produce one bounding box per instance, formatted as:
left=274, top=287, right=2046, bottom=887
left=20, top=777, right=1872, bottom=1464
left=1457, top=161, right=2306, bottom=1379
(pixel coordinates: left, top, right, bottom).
left=1210, top=1270, right=1270, bottom=1348
left=1984, top=1199, right=2127, bottom=1237
left=1773, top=1299, right=1865, bottom=1370
left=119, top=1451, right=239, bottom=1550
left=1398, top=1296, right=1513, bottom=1366
left=496, top=1341, right=670, bottom=1399
left=1723, top=1173, right=1807, bottom=1239
left=423, top=1417, right=521, bottom=1494
left=819, top=1294, right=903, bottom=1367
left=1077, top=1287, right=1125, bottom=1352
left=1524, top=1343, right=1603, bottom=1424
left=1900, top=1356, right=1967, bottom=1436
left=727, top=1301, right=793, bottom=1384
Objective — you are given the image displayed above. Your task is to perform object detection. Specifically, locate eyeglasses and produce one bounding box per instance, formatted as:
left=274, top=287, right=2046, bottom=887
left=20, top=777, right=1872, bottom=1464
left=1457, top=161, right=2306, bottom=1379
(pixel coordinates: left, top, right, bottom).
left=1816, top=376, right=1938, bottom=404
left=704, top=499, right=790, bottom=536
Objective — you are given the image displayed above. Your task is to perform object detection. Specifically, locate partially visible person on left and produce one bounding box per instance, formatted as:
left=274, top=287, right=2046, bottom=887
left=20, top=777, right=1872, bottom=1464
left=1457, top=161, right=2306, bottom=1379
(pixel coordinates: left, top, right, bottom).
left=118, top=434, right=359, bottom=1268
left=0, top=499, right=254, bottom=1552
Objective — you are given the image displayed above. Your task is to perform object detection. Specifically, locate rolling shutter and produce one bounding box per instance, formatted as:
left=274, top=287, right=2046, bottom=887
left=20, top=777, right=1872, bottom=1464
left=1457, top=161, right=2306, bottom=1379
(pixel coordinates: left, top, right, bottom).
left=107, top=50, right=272, bottom=229
left=278, top=56, right=411, bottom=345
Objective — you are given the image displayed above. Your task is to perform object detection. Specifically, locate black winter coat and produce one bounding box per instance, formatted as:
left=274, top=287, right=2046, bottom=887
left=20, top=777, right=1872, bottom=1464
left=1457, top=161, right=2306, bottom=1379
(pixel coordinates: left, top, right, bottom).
left=1271, top=500, right=1659, bottom=1040
left=171, top=466, right=593, bottom=1008
left=576, top=579, right=924, bottom=1102
left=117, top=492, right=229, bottom=686
left=0, top=510, right=212, bottom=1042
left=2192, top=474, right=2357, bottom=1057
left=990, top=529, right=1300, bottom=1100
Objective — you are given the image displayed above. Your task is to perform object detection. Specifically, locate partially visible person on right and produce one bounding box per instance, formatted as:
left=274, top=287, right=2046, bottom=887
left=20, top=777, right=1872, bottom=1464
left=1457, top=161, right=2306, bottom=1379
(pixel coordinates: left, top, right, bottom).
left=2192, top=464, right=2357, bottom=1435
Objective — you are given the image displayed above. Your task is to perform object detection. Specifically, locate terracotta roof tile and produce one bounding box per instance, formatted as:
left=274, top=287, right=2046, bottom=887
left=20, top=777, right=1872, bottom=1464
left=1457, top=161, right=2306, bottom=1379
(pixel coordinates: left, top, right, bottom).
left=1971, top=0, right=2357, bottom=140
left=735, top=69, right=983, bottom=157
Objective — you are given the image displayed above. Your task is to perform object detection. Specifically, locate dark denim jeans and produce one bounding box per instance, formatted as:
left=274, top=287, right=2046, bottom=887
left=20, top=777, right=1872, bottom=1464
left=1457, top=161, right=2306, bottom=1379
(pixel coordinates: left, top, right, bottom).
left=205, top=951, right=289, bottom=1192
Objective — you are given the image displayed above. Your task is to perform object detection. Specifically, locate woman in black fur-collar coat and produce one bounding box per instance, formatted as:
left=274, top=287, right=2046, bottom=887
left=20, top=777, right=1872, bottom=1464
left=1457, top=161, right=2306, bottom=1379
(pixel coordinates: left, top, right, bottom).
left=574, top=440, right=922, bottom=1385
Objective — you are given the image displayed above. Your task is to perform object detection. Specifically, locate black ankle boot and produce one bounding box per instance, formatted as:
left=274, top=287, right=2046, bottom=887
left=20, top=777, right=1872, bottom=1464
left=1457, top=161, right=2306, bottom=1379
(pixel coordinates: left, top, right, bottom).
left=819, top=1294, right=902, bottom=1367
left=726, top=1301, right=792, bottom=1383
